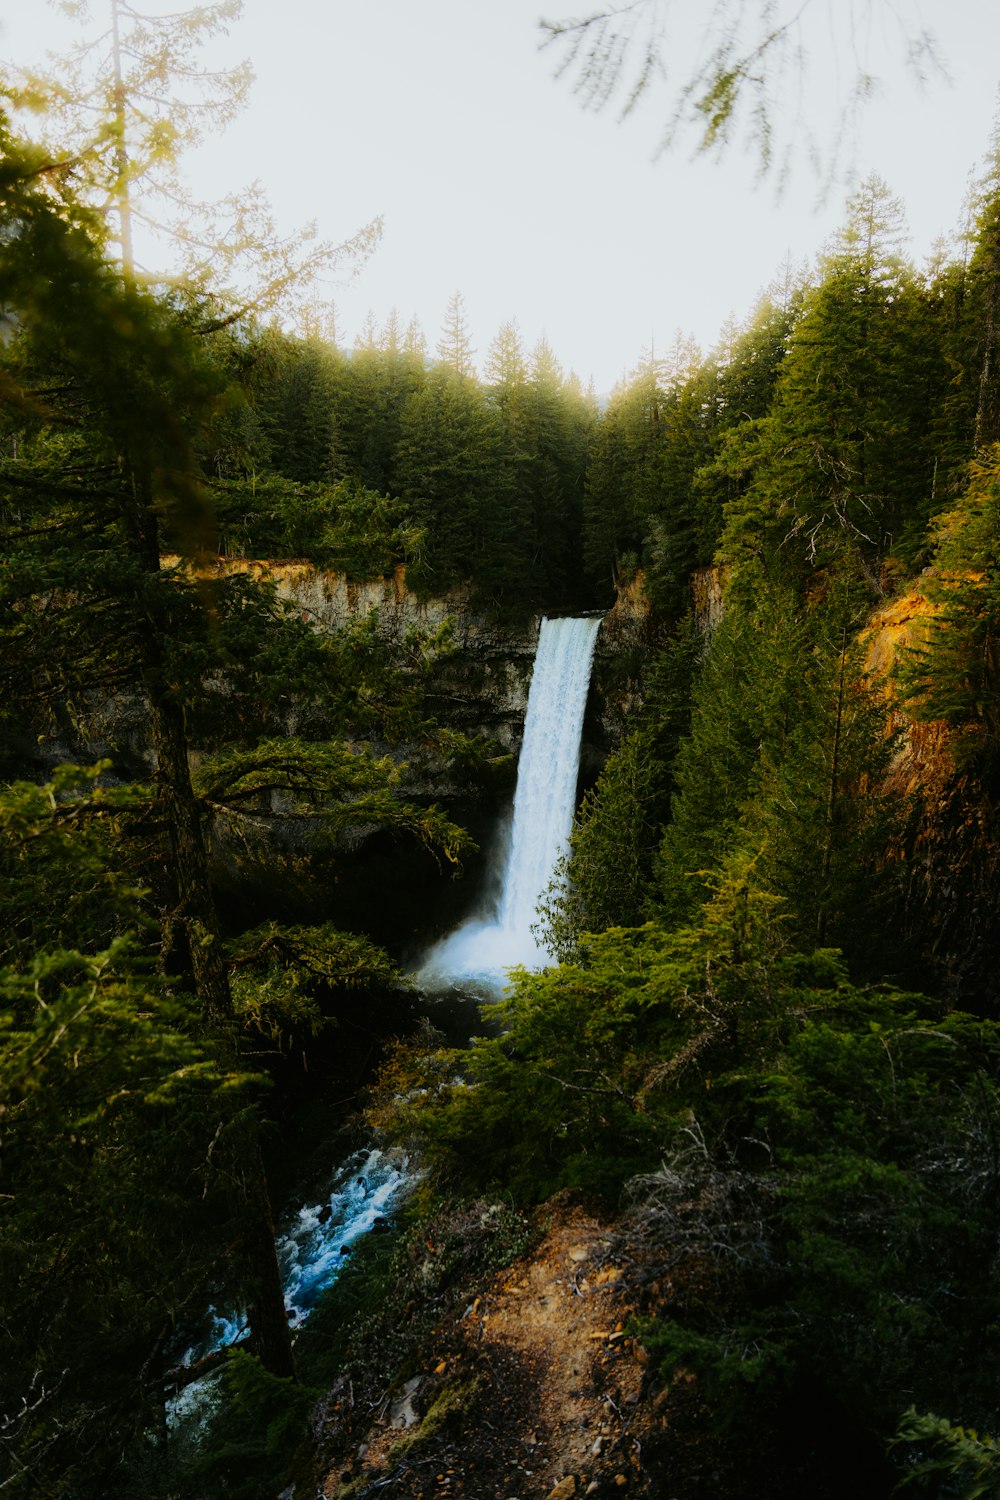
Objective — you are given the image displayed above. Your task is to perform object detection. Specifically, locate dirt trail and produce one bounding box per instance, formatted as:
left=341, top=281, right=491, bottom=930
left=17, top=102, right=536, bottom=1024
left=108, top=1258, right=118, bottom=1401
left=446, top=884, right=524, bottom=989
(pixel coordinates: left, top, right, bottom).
left=322, top=1203, right=657, bottom=1499
left=478, top=1205, right=646, bottom=1495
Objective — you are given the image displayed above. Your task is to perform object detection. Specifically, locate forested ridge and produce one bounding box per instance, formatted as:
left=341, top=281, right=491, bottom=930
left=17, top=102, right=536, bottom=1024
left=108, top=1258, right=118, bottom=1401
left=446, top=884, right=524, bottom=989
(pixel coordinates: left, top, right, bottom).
left=5, top=65, right=1000, bottom=1498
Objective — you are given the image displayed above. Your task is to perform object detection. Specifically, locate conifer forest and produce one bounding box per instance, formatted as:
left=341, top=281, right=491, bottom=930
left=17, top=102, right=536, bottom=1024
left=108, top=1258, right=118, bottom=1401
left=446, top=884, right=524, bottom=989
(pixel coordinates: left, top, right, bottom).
left=5, top=4, right=1000, bottom=1497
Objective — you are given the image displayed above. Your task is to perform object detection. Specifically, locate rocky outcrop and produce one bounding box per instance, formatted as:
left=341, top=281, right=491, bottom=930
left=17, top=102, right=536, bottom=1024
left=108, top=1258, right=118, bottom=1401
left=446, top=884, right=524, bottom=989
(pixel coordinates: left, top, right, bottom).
left=30, top=559, right=666, bottom=949
left=691, top=565, right=726, bottom=632
left=863, top=577, right=1000, bottom=1007
left=194, top=558, right=658, bottom=757
left=587, top=570, right=663, bottom=758
left=189, top=559, right=541, bottom=753
left=862, top=578, right=953, bottom=792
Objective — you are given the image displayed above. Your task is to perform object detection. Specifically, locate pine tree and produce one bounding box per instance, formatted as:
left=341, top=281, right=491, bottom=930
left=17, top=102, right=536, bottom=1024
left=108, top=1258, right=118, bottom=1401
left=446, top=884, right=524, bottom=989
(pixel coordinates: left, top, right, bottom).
left=0, top=117, right=298, bottom=1382
left=748, top=584, right=903, bottom=963
left=15, top=0, right=251, bottom=272
left=393, top=365, right=516, bottom=595
left=583, top=358, right=665, bottom=594
left=899, top=444, right=1000, bottom=773
left=484, top=318, right=528, bottom=399
left=656, top=582, right=808, bottom=923
left=644, top=335, right=716, bottom=610
left=970, top=130, right=1000, bottom=450
left=721, top=177, right=937, bottom=591
left=483, top=322, right=594, bottom=609
left=436, top=291, right=477, bottom=380
left=12, top=0, right=379, bottom=314
left=688, top=285, right=799, bottom=555
left=543, top=617, right=700, bottom=954
left=583, top=391, right=634, bottom=595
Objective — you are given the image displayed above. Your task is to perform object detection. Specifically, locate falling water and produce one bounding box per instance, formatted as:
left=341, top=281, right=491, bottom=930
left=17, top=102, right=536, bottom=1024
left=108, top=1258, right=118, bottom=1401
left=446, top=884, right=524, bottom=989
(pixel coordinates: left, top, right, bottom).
left=167, top=616, right=601, bottom=1427
left=416, top=614, right=601, bottom=994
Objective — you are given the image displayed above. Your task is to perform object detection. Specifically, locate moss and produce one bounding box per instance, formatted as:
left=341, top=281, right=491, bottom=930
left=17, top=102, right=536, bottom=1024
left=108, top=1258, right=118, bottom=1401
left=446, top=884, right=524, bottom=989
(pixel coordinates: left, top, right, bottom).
left=384, top=1375, right=484, bottom=1465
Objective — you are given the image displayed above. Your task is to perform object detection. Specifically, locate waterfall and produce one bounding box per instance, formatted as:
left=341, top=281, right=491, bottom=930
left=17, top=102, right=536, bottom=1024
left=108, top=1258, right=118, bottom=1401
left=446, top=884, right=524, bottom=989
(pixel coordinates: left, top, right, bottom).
left=169, top=616, right=601, bottom=1427
left=416, top=614, right=601, bottom=994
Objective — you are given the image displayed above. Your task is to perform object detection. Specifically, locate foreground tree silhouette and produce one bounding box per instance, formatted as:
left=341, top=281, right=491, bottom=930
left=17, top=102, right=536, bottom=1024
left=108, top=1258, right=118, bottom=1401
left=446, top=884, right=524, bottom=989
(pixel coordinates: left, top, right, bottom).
left=16, top=0, right=250, bottom=273
left=12, top=0, right=380, bottom=317
left=0, top=116, right=295, bottom=1380
left=541, top=0, right=944, bottom=190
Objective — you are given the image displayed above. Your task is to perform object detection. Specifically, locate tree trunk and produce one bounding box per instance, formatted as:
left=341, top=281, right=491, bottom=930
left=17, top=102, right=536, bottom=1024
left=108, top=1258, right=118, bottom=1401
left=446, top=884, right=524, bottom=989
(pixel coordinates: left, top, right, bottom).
left=817, top=629, right=849, bottom=946
left=241, top=1125, right=297, bottom=1380
left=121, top=469, right=295, bottom=1379
left=109, top=0, right=135, bottom=276
left=145, top=683, right=233, bottom=1025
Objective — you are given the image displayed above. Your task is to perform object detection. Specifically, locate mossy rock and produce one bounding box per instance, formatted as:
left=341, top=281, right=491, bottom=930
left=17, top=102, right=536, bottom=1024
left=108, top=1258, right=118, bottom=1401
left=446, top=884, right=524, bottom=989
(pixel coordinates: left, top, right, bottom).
left=385, top=1374, right=484, bottom=1464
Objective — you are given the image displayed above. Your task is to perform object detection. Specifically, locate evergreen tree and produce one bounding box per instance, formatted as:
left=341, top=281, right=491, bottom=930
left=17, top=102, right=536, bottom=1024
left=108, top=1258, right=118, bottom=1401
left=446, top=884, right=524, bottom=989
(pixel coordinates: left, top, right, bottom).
left=655, top=583, right=808, bottom=924
left=583, top=390, right=634, bottom=596
left=583, top=357, right=665, bottom=594
left=643, top=335, right=716, bottom=609
left=746, top=583, right=904, bottom=963
left=484, top=318, right=529, bottom=398
left=899, top=444, right=1000, bottom=775
left=248, top=331, right=345, bottom=484
left=318, top=315, right=428, bottom=494
left=11, top=0, right=379, bottom=313
left=543, top=617, right=700, bottom=955
left=436, top=291, right=477, bottom=380
left=15, top=0, right=250, bottom=272
left=969, top=128, right=1000, bottom=450
left=0, top=123, right=305, bottom=1393
left=920, top=120, right=1000, bottom=501
left=393, top=364, right=522, bottom=600
left=721, top=178, right=937, bottom=591
left=685, top=285, right=800, bottom=564
left=520, top=338, right=591, bottom=604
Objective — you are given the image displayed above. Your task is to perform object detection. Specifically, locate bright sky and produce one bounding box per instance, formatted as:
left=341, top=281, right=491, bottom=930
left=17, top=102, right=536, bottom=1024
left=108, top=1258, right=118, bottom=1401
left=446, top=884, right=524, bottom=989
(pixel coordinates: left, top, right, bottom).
left=2, top=0, right=999, bottom=392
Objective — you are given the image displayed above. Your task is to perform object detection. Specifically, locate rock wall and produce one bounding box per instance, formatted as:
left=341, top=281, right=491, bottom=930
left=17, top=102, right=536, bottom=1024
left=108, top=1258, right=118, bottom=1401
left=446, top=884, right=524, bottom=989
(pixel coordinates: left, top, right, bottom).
left=26, top=558, right=663, bottom=949
left=862, top=576, right=1000, bottom=1006
left=691, top=565, right=726, bottom=631
left=862, top=577, right=953, bottom=793
left=203, top=558, right=658, bottom=758
left=196, top=559, right=541, bottom=752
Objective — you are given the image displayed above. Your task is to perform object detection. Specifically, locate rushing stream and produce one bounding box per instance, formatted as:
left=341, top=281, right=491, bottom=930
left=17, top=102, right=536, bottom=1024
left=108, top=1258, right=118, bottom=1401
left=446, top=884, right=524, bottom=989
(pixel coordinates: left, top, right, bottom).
left=171, top=613, right=602, bottom=1421
left=169, top=1145, right=411, bottom=1422
left=415, top=613, right=601, bottom=995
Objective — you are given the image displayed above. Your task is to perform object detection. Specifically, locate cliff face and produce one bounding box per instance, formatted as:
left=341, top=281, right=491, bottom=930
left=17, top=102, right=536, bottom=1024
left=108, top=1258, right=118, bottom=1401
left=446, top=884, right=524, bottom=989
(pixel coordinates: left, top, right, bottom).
left=245, top=559, right=656, bottom=756
left=203, top=560, right=539, bottom=753
left=665, top=565, right=1000, bottom=1008
left=50, top=560, right=657, bottom=949
left=187, top=560, right=656, bottom=777
left=691, top=564, right=726, bottom=632
left=863, top=581, right=953, bottom=792
left=863, top=579, right=1000, bottom=1007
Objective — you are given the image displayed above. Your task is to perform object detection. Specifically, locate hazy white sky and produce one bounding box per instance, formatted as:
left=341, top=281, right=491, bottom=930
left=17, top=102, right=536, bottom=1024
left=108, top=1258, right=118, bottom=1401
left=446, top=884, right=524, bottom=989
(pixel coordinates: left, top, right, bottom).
left=3, top=0, right=999, bottom=391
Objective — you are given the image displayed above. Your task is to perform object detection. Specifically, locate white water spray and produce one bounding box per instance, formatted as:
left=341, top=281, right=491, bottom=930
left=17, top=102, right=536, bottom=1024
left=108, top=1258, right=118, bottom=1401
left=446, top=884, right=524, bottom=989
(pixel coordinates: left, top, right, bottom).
left=167, top=1145, right=411, bottom=1425
left=416, top=614, right=601, bottom=993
